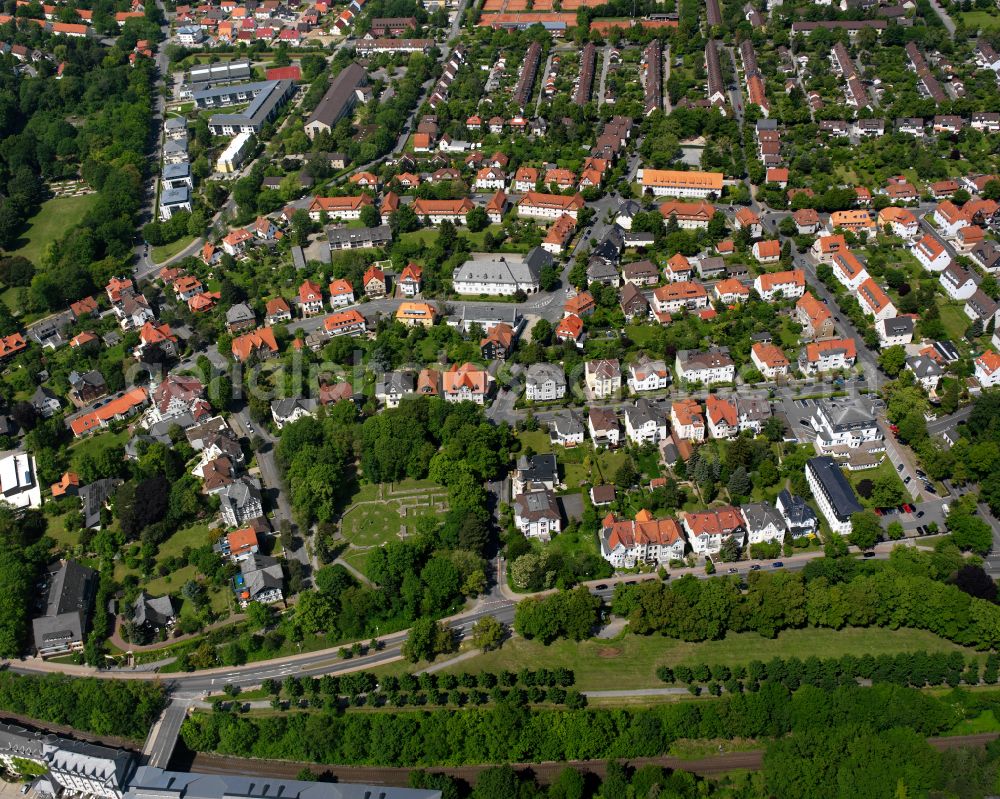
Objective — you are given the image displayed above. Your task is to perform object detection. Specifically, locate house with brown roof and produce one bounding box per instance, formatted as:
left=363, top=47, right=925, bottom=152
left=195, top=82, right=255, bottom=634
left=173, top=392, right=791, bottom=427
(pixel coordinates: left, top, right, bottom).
left=671, top=398, right=705, bottom=441
left=555, top=313, right=584, bottom=345
left=796, top=292, right=833, bottom=340
left=564, top=291, right=596, bottom=317
left=481, top=322, right=515, bottom=360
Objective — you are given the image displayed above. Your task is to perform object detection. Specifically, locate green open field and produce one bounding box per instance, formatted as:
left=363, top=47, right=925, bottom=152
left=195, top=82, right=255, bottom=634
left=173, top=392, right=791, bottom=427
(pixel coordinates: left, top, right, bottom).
left=516, top=431, right=631, bottom=489
left=68, top=429, right=130, bottom=473
left=11, top=195, right=97, bottom=265
left=339, top=480, right=448, bottom=573
left=151, top=236, right=196, bottom=263
left=959, top=9, right=1000, bottom=30
left=937, top=301, right=972, bottom=343
left=844, top=459, right=909, bottom=509
left=432, top=627, right=976, bottom=692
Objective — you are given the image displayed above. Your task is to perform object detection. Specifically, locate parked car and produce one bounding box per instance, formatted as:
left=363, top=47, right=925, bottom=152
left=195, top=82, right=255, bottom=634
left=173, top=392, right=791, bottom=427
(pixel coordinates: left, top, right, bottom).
left=772, top=561, right=784, bottom=568
left=728, top=567, right=739, bottom=574
left=750, top=564, right=761, bottom=571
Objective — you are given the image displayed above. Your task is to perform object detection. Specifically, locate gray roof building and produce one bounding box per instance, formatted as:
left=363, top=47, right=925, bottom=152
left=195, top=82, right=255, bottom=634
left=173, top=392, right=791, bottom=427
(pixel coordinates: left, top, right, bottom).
left=236, top=554, right=284, bottom=605
left=880, top=316, right=914, bottom=338
left=31, top=560, right=96, bottom=656
left=776, top=489, right=818, bottom=535
left=225, top=303, right=256, bottom=330
left=45, top=738, right=136, bottom=799
left=525, top=362, right=566, bottom=393
left=79, top=478, right=122, bottom=529
left=187, top=59, right=252, bottom=88
left=132, top=591, right=175, bottom=629
left=304, top=62, right=368, bottom=138
left=740, top=501, right=785, bottom=535
left=326, top=224, right=392, bottom=250
left=806, top=456, right=862, bottom=529
left=126, top=766, right=441, bottom=799
left=208, top=80, right=296, bottom=135
left=453, top=250, right=547, bottom=294
left=218, top=477, right=264, bottom=528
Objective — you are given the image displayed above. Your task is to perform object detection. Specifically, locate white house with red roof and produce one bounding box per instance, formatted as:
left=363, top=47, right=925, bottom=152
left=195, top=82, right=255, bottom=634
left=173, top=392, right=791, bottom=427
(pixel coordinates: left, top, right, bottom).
left=912, top=234, right=951, bottom=272
left=298, top=279, right=324, bottom=316
left=399, top=263, right=423, bottom=296
left=975, top=349, right=1000, bottom=387
left=753, top=269, right=805, bottom=301
left=145, top=374, right=211, bottom=426
left=328, top=279, right=355, bottom=308
left=683, top=506, right=745, bottom=555
left=600, top=510, right=686, bottom=568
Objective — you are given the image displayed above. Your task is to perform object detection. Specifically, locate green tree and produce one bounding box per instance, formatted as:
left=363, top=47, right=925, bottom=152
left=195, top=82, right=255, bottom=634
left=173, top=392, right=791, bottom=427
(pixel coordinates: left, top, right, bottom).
left=471, top=616, right=505, bottom=651
left=402, top=617, right=453, bottom=663
left=878, top=345, right=907, bottom=377
left=849, top=511, right=882, bottom=550
left=466, top=206, right=488, bottom=232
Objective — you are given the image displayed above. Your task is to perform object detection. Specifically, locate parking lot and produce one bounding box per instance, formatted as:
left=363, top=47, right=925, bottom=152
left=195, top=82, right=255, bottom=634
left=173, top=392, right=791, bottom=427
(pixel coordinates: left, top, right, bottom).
left=0, top=781, right=35, bottom=799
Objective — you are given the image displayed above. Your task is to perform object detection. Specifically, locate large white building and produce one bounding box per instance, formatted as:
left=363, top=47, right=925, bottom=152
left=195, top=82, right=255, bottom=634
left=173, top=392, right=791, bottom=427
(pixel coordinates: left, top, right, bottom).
left=675, top=349, right=735, bottom=385
left=452, top=249, right=549, bottom=295
left=809, top=399, right=882, bottom=453
left=524, top=363, right=567, bottom=401
left=0, top=451, right=41, bottom=509
left=513, top=488, right=561, bottom=541
left=638, top=168, right=724, bottom=198
left=806, top=456, right=862, bottom=536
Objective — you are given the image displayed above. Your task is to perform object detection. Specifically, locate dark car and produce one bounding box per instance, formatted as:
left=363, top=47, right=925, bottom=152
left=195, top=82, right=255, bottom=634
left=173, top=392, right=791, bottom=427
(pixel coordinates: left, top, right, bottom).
left=916, top=510, right=924, bottom=518
left=728, top=567, right=739, bottom=574
left=863, top=551, right=877, bottom=558
left=925, top=485, right=938, bottom=494
left=772, top=561, right=784, bottom=568
left=595, top=584, right=608, bottom=590
left=750, top=564, right=761, bottom=571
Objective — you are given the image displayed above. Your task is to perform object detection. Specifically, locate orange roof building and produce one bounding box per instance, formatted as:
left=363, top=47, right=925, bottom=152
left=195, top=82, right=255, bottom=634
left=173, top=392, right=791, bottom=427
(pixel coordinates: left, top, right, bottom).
left=231, top=328, right=279, bottom=361
left=69, top=387, right=148, bottom=437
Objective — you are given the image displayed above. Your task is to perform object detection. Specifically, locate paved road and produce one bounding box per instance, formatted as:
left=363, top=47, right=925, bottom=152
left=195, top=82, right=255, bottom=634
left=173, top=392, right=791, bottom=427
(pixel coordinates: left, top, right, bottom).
left=143, top=700, right=189, bottom=768
left=597, top=44, right=612, bottom=105
left=926, top=0, right=956, bottom=36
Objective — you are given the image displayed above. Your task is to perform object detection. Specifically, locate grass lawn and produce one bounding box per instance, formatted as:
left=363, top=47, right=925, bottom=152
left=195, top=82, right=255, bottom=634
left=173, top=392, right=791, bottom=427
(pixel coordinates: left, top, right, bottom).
left=151, top=236, right=196, bottom=263
left=45, top=513, right=78, bottom=549
left=68, top=429, right=130, bottom=472
left=947, top=709, right=1000, bottom=736
left=626, top=324, right=664, bottom=348
left=937, top=301, right=971, bottom=343
left=340, top=479, right=447, bottom=548
left=156, top=522, right=213, bottom=561
left=517, top=430, right=554, bottom=454
left=341, top=502, right=403, bottom=547
left=844, top=458, right=908, bottom=509
left=144, top=564, right=231, bottom=615
left=340, top=547, right=372, bottom=578
left=0, top=286, right=20, bottom=317
left=11, top=195, right=97, bottom=265
left=432, top=628, right=976, bottom=692
left=959, top=9, right=1000, bottom=30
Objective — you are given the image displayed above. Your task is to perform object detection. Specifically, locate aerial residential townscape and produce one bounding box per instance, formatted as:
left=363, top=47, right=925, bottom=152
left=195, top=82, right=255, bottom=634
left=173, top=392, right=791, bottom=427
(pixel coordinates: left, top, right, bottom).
left=1, top=0, right=1000, bottom=794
